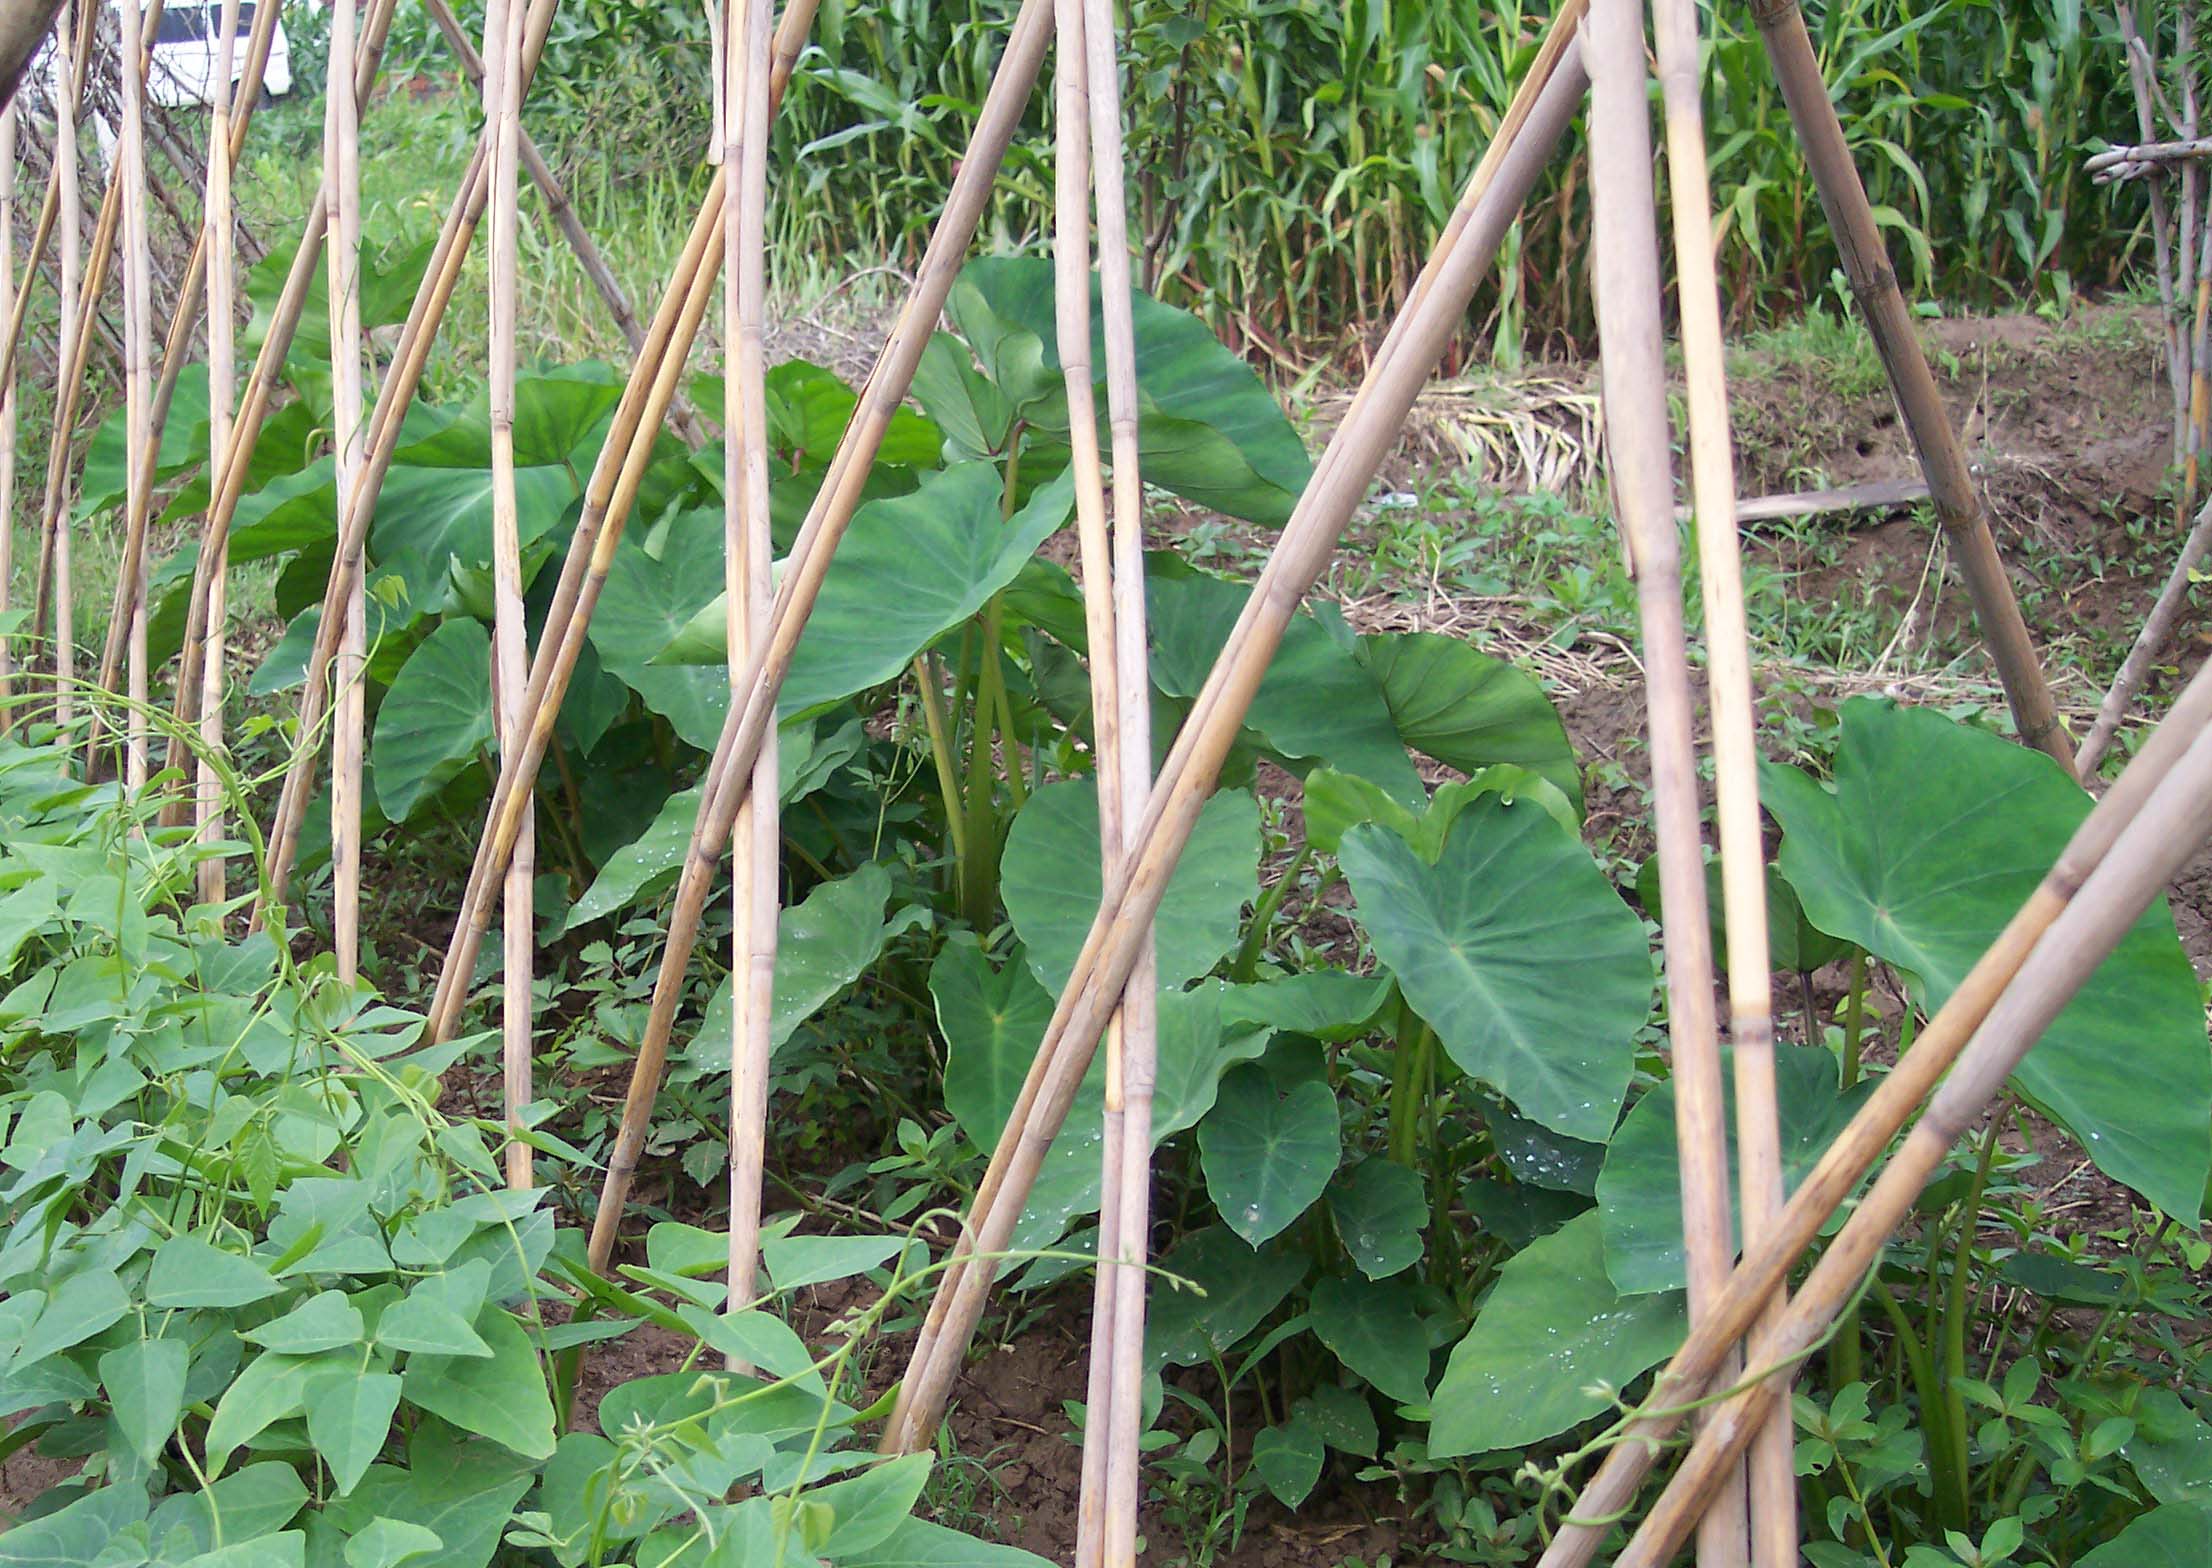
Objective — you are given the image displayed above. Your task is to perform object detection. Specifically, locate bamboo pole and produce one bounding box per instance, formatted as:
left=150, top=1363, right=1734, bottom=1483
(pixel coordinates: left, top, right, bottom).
left=435, top=0, right=1043, bottom=1065
left=1051, top=0, right=1131, bottom=1554
left=195, top=0, right=240, bottom=904
left=0, top=2, right=93, bottom=407
left=2089, top=134, right=2212, bottom=181
left=2183, top=221, right=2211, bottom=504
left=49, top=0, right=81, bottom=739
left=575, top=0, right=1055, bottom=1274
left=2078, top=492, right=2212, bottom=776
left=117, top=0, right=152, bottom=792
left=884, top=33, right=1593, bottom=1456
left=1753, top=0, right=2074, bottom=776
left=1081, top=0, right=1158, bottom=1554
left=1612, top=719, right=2212, bottom=1567
left=0, top=101, right=18, bottom=723
left=721, top=0, right=777, bottom=1342
left=485, top=0, right=531, bottom=1186
left=1531, top=655, right=2212, bottom=1568
left=255, top=0, right=819, bottom=913
left=328, top=0, right=367, bottom=982
left=1654, top=0, right=1790, bottom=1557
left=1585, top=2, right=1743, bottom=1561
left=2115, top=7, right=2184, bottom=448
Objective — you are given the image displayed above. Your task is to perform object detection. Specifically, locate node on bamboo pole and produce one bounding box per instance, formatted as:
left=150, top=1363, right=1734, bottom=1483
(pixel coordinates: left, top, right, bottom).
left=1752, top=0, right=2074, bottom=777
left=576, top=0, right=1053, bottom=1275
left=1532, top=655, right=2212, bottom=1568
left=883, top=29, right=1593, bottom=1457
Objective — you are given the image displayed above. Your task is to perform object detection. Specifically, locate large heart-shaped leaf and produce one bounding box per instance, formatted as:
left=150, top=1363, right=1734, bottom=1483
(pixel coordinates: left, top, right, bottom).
left=587, top=508, right=732, bottom=750
left=1000, top=778, right=1259, bottom=993
left=1145, top=1225, right=1309, bottom=1372
left=2078, top=1505, right=2212, bottom=1567
left=948, top=257, right=1312, bottom=525
left=371, top=620, right=494, bottom=824
left=244, top=234, right=434, bottom=368
left=369, top=462, right=577, bottom=611
left=1339, top=798, right=1651, bottom=1142
left=656, top=463, right=1074, bottom=723
left=387, top=366, right=625, bottom=469
left=1594, top=1044, right=1877, bottom=1295
left=1309, top=1275, right=1431, bottom=1406
left=1197, top=1066, right=1340, bottom=1247
left=1764, top=699, right=2211, bottom=1220
left=1147, top=572, right=1423, bottom=804
left=1429, top=1212, right=1686, bottom=1457
left=1326, top=1158, right=1427, bottom=1279
left=1354, top=632, right=1581, bottom=812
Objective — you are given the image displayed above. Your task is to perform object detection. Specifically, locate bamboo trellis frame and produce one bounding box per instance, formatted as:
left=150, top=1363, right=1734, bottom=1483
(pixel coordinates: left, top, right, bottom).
left=0, top=0, right=2203, bottom=1559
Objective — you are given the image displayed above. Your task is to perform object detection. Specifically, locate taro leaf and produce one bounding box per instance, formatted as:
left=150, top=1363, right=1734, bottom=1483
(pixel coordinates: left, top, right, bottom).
left=98, top=1337, right=188, bottom=1466
left=1632, top=854, right=1850, bottom=975
left=368, top=461, right=577, bottom=610
left=1220, top=970, right=1392, bottom=1043
left=587, top=508, right=732, bottom=750
left=370, top=619, right=494, bottom=824
left=1146, top=1225, right=1308, bottom=1372
left=148, top=1233, right=284, bottom=1309
left=558, top=718, right=834, bottom=933
left=948, top=256, right=1312, bottom=525
left=1326, top=1158, right=1427, bottom=1279
left=1339, top=797, right=1652, bottom=1142
left=1250, top=1415, right=1325, bottom=1507
left=1481, top=1099, right=1605, bottom=1194
left=1297, top=1384, right=1379, bottom=1458
left=1595, top=1044, right=1877, bottom=1295
left=305, top=1367, right=403, bottom=1496
left=1429, top=1212, right=1686, bottom=1457
left=386, top=366, right=625, bottom=469
left=398, top=1308, right=556, bottom=1460
left=1998, top=1251, right=2124, bottom=1307
left=0, top=1484, right=147, bottom=1565
left=78, top=362, right=211, bottom=517
left=1001, top=778, right=1259, bottom=992
left=1148, top=574, right=1421, bottom=802
left=686, top=864, right=925, bottom=1069
left=1303, top=765, right=1578, bottom=859
left=1763, top=698, right=2211, bottom=1220
left=2077, top=1504, right=2212, bottom=1567
left=1197, top=1066, right=1340, bottom=1247
left=840, top=1516, right=1058, bottom=1568
left=244, top=235, right=432, bottom=367
left=657, top=463, right=1075, bottom=724
left=910, top=330, right=1012, bottom=456
left=763, top=359, right=942, bottom=471
left=1308, top=1275, right=1431, bottom=1407
left=1354, top=632, right=1581, bottom=812
left=934, top=936, right=1057, bottom=1147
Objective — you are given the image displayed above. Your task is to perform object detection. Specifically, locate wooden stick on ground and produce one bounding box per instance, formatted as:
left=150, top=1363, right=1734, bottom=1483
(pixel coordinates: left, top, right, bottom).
left=1585, top=1, right=1743, bottom=1561
left=327, top=0, right=368, bottom=981
left=721, top=0, right=778, bottom=1339
left=195, top=0, right=241, bottom=903
left=1609, top=715, right=2212, bottom=1567
left=485, top=0, right=531, bottom=1186
left=577, top=0, right=1055, bottom=1276
left=882, top=28, right=1593, bottom=1457
left=1081, top=0, right=1158, bottom=1552
left=1754, top=0, right=2075, bottom=776
left=1531, top=654, right=2212, bottom=1568
left=118, top=0, right=153, bottom=791
left=1654, top=0, right=1790, bottom=1552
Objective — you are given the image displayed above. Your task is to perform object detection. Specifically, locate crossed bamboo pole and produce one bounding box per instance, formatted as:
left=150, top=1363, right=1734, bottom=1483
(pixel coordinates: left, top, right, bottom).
left=1535, top=654, right=2212, bottom=1566
left=1583, top=0, right=1742, bottom=1560
left=573, top=0, right=1055, bottom=1274
left=328, top=0, right=369, bottom=981
left=0, top=0, right=93, bottom=423
left=194, top=0, right=242, bottom=905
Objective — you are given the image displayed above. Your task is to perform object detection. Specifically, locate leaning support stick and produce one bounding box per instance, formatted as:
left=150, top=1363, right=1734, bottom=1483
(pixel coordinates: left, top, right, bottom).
left=1608, top=714, right=2212, bottom=1566
left=576, top=0, right=1054, bottom=1272
left=1754, top=0, right=2074, bottom=775
left=885, top=28, right=1592, bottom=1456
left=1531, top=655, right=2212, bottom=1568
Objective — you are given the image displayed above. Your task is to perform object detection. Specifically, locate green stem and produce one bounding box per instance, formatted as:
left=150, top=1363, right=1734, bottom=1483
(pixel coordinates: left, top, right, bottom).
left=960, top=597, right=1010, bottom=929
left=1870, top=1273, right=1947, bottom=1502
left=1230, top=844, right=1310, bottom=982
left=1840, top=948, right=1867, bottom=1088
left=1936, top=1109, right=2003, bottom=1533
left=1387, top=991, right=1434, bottom=1169
left=913, top=652, right=966, bottom=871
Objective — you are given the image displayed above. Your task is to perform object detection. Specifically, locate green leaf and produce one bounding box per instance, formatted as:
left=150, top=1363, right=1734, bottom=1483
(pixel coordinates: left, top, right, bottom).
left=0, top=1482, right=147, bottom=1564
left=674, top=1305, right=823, bottom=1391
left=948, top=257, right=1312, bottom=525
left=1633, top=854, right=1849, bottom=975
left=169, top=1461, right=310, bottom=1546
left=1430, top=1212, right=1686, bottom=1456
left=1001, top=779, right=1259, bottom=992
left=587, top=508, right=733, bottom=750
left=1145, top=1226, right=1307, bottom=1372
left=759, top=1231, right=913, bottom=1294
left=910, top=331, right=1011, bottom=456
left=838, top=1515, right=1057, bottom=1568
left=180, top=1536, right=306, bottom=1568
left=1219, top=970, right=1391, bottom=1043
left=1307, top=1276, right=1431, bottom=1407
left=1296, top=1384, right=1378, bottom=1458
left=802, top=1453, right=933, bottom=1557
left=370, top=620, right=495, bottom=823
left=240, top=1290, right=365, bottom=1356
left=17, top=1268, right=130, bottom=1362
left=934, top=936, right=1058, bottom=1148
left=1149, top=575, right=1422, bottom=803
left=339, top=1518, right=443, bottom=1568
left=687, top=864, right=924, bottom=1070
left=1354, top=632, right=1581, bottom=811
left=1595, top=1045, right=1876, bottom=1295
left=1326, top=1159, right=1427, bottom=1279
left=324, top=1433, right=533, bottom=1568
left=98, top=1338, right=189, bottom=1466
left=2077, top=1504, right=2212, bottom=1567
left=1250, top=1416, right=1325, bottom=1507
left=1764, top=699, right=2212, bottom=1219
left=205, top=1354, right=315, bottom=1472
left=399, top=1308, right=556, bottom=1460
left=148, top=1234, right=284, bottom=1309
left=1339, top=798, right=1652, bottom=1141
left=305, top=1368, right=403, bottom=1496
left=1197, top=1067, right=1340, bottom=1247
